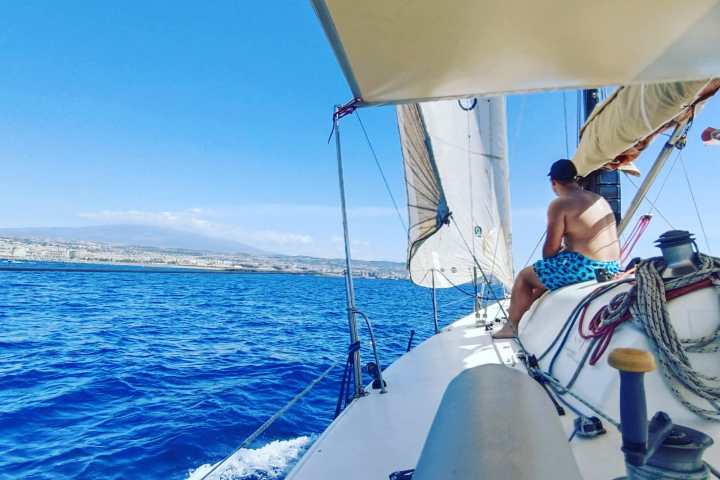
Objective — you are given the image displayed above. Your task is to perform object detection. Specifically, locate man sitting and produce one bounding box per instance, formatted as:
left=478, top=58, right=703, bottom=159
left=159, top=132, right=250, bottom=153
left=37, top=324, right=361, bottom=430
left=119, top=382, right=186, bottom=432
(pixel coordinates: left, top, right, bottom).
left=493, top=159, right=621, bottom=339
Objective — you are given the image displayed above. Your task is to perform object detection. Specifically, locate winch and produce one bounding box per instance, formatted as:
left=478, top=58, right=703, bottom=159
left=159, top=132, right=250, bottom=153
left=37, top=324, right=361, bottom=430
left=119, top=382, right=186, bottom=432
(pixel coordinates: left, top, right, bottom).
left=608, top=348, right=715, bottom=479
left=654, top=230, right=701, bottom=278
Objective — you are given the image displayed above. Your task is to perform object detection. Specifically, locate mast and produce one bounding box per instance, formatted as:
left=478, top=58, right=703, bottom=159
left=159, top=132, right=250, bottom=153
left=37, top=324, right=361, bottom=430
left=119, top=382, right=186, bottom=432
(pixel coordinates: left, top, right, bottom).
left=580, top=89, right=622, bottom=225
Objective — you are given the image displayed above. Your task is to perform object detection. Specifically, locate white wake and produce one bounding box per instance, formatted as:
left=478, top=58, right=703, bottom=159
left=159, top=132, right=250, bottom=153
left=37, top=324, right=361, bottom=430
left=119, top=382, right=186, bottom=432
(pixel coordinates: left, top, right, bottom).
left=187, top=436, right=312, bottom=480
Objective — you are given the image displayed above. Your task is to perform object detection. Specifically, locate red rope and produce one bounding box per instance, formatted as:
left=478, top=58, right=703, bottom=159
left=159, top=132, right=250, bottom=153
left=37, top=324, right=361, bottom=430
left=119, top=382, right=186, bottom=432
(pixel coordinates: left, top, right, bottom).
left=333, top=97, right=362, bottom=122
left=578, top=277, right=715, bottom=365
left=620, top=214, right=652, bottom=264
left=327, top=97, right=363, bottom=143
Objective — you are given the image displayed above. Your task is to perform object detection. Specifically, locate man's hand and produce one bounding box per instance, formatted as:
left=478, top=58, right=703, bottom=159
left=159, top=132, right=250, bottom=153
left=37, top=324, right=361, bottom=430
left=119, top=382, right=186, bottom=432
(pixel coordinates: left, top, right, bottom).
left=543, top=198, right=565, bottom=259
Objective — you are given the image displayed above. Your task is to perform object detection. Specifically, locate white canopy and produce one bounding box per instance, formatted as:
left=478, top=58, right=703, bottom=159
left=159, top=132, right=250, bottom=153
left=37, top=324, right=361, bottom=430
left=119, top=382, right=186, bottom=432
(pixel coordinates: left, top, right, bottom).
left=398, top=98, right=513, bottom=290
left=312, top=0, right=720, bottom=104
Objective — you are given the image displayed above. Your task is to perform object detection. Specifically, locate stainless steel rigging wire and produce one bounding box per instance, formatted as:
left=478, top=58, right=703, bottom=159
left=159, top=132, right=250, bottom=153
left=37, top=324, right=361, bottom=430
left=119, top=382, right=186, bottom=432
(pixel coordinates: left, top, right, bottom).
left=450, top=218, right=510, bottom=320
left=648, top=149, right=682, bottom=214
left=198, top=361, right=339, bottom=480
left=679, top=151, right=712, bottom=255
left=354, top=111, right=407, bottom=232
left=521, top=230, right=547, bottom=269
left=623, top=173, right=675, bottom=229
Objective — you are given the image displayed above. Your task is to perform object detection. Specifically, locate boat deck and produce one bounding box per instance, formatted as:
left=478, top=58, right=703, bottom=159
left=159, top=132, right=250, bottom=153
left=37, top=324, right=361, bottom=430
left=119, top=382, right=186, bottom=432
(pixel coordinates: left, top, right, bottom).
left=288, top=303, right=585, bottom=479
left=285, top=298, right=645, bottom=480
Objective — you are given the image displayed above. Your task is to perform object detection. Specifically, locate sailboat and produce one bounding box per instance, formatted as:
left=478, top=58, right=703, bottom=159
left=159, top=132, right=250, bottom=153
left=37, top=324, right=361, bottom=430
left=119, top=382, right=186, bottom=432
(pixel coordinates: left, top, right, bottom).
left=218, top=2, right=720, bottom=479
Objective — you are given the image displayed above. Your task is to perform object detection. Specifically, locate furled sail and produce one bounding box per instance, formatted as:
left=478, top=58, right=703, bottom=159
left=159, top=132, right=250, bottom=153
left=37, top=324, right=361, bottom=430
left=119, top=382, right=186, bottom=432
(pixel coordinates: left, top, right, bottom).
left=398, top=97, right=513, bottom=290
left=311, top=0, right=720, bottom=105
left=573, top=79, right=720, bottom=177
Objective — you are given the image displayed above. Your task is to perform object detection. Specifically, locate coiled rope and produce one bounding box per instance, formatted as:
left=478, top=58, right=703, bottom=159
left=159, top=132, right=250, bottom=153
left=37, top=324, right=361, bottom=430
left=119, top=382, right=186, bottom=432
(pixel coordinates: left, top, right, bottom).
left=589, top=255, right=720, bottom=421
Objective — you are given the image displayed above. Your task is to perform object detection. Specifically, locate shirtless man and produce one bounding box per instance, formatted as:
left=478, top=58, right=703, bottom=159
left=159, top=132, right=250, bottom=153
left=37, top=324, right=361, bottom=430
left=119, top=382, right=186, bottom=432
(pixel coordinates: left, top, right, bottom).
left=493, top=159, right=620, bottom=339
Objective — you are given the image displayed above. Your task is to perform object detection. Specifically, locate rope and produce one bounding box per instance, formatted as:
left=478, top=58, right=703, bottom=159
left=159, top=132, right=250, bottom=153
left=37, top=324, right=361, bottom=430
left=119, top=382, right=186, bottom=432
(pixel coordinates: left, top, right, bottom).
left=541, top=370, right=620, bottom=428
left=707, top=461, right=720, bottom=479
left=354, top=111, right=407, bottom=232
left=620, top=214, right=652, bottom=264
left=199, top=361, right=339, bottom=480
left=465, top=106, right=477, bottom=263
left=450, top=218, right=510, bottom=320
left=679, top=152, right=712, bottom=255
left=511, top=96, right=527, bottom=155
left=435, top=268, right=477, bottom=297
left=354, top=309, right=386, bottom=393
left=542, top=280, right=633, bottom=375
left=562, top=91, right=570, bottom=158
left=585, top=256, right=720, bottom=421
left=335, top=341, right=362, bottom=418
left=623, top=173, right=675, bottom=229
left=521, top=230, right=546, bottom=269
left=523, top=353, right=621, bottom=428
left=649, top=148, right=681, bottom=215
left=576, top=90, right=581, bottom=147
left=327, top=98, right=361, bottom=143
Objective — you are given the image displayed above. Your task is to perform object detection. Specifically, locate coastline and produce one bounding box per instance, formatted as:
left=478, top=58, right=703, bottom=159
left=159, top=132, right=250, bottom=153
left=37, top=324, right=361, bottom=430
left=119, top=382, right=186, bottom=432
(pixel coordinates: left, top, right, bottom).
left=0, top=236, right=407, bottom=280
left=0, top=258, right=398, bottom=279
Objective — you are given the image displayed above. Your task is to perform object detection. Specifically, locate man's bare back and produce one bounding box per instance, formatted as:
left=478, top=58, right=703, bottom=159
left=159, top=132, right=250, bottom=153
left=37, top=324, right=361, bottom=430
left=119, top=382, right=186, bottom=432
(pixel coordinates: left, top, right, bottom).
left=492, top=159, right=621, bottom=339
left=548, top=189, right=620, bottom=262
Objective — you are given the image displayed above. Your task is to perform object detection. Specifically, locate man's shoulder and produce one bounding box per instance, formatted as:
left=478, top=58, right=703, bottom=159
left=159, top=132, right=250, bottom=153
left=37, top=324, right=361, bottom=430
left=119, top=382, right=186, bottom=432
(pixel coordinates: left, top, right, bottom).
left=581, top=189, right=613, bottom=210
left=549, top=196, right=572, bottom=210
left=547, top=197, right=571, bottom=218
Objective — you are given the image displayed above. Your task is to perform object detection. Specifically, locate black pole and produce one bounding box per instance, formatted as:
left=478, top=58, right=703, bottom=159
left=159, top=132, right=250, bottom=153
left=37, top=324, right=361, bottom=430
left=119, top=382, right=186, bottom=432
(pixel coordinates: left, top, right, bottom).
left=580, top=89, right=622, bottom=225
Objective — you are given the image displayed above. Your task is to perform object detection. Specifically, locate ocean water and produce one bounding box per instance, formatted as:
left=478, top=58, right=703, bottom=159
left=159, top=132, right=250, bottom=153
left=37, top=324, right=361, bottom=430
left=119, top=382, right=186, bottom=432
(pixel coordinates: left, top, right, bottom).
left=0, top=262, right=475, bottom=480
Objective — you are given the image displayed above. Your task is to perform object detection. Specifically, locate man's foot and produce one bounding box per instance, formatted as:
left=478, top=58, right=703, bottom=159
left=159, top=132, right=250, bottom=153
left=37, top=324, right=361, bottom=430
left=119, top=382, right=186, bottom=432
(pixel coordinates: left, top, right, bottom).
left=492, top=322, right=517, bottom=339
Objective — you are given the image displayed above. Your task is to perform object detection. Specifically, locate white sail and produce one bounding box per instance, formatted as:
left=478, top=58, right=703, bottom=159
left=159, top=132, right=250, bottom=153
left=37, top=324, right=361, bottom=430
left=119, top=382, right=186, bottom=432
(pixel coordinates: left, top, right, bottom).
left=312, top=0, right=720, bottom=105
left=398, top=97, right=513, bottom=290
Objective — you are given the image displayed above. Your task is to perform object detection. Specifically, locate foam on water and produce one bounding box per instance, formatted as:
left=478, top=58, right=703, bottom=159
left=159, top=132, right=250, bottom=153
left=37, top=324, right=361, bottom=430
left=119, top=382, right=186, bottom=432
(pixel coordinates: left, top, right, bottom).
left=187, top=436, right=312, bottom=480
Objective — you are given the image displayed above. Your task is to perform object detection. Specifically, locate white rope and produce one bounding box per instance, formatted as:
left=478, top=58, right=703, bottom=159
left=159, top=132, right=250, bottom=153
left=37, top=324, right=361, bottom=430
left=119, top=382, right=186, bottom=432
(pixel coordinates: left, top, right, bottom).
left=466, top=105, right=477, bottom=262
left=562, top=91, right=570, bottom=158
left=600, top=256, right=720, bottom=421
left=632, top=256, right=720, bottom=421
left=541, top=371, right=620, bottom=428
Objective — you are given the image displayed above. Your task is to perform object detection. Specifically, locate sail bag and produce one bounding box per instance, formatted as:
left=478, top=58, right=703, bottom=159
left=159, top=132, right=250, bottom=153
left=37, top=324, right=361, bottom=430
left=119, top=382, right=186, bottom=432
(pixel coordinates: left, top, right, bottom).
left=573, top=79, right=720, bottom=176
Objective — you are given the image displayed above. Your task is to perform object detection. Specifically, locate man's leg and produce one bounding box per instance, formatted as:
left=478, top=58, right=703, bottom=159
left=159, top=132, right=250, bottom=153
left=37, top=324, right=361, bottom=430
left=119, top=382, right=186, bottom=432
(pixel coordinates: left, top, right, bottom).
left=493, top=266, right=546, bottom=339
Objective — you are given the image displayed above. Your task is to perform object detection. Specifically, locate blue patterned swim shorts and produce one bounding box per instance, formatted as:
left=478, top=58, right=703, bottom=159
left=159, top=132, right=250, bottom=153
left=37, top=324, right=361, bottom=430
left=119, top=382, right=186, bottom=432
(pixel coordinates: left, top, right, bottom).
left=533, top=251, right=620, bottom=291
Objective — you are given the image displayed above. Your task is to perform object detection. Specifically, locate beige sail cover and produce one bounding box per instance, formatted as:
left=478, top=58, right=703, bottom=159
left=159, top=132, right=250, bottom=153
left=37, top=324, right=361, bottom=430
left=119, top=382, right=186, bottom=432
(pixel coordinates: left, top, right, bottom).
left=311, top=0, right=720, bottom=104
left=573, top=79, right=720, bottom=176
left=399, top=98, right=513, bottom=290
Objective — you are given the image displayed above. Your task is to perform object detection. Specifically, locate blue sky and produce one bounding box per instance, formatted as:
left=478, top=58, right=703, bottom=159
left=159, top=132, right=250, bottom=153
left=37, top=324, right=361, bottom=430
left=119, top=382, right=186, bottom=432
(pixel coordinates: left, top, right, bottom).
left=1, top=2, right=718, bottom=267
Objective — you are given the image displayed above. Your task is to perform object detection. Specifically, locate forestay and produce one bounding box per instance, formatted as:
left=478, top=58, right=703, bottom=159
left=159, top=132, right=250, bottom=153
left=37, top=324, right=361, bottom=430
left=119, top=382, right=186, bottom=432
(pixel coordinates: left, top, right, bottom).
left=311, top=0, right=720, bottom=105
left=398, top=98, right=513, bottom=290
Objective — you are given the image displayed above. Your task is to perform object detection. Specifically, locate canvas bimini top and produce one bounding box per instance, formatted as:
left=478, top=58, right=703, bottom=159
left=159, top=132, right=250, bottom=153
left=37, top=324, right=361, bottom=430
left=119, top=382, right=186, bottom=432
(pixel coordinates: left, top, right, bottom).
left=311, top=0, right=720, bottom=105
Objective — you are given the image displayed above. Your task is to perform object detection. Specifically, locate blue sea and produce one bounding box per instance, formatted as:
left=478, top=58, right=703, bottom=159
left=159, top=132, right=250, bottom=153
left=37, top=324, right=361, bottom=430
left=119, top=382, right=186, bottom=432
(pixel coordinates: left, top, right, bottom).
left=0, top=261, right=475, bottom=479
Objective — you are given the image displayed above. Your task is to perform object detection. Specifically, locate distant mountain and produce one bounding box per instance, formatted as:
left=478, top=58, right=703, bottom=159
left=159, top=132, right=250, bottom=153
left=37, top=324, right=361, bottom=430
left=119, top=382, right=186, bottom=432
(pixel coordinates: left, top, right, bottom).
left=0, top=225, right=269, bottom=255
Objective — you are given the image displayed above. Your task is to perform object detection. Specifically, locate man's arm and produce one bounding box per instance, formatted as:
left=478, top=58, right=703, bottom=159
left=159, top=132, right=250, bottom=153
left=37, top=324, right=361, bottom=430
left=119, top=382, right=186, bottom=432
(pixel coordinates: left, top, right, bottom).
left=543, top=199, right=565, bottom=259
